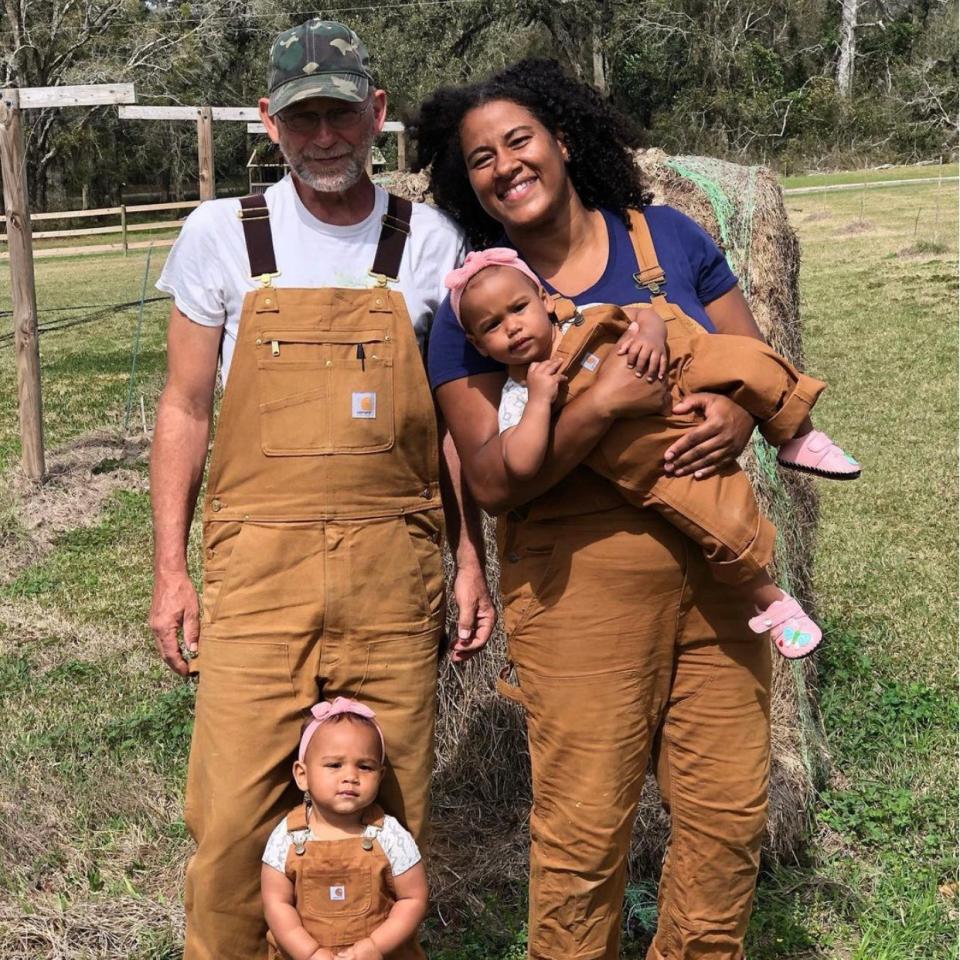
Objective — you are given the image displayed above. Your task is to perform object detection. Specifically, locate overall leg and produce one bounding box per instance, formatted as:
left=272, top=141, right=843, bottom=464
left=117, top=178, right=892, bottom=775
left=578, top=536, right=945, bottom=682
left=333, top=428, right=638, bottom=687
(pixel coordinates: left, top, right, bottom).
left=185, top=521, right=327, bottom=960
left=644, top=468, right=776, bottom=587
left=648, top=544, right=772, bottom=960
left=500, top=509, right=686, bottom=960
left=587, top=419, right=776, bottom=587
left=319, top=512, right=444, bottom=842
left=674, top=332, right=826, bottom=446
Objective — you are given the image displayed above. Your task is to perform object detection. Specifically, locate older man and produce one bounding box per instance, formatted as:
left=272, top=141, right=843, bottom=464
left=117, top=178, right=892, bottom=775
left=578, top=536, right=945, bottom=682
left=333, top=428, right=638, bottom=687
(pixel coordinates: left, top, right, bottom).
left=149, top=20, right=493, bottom=958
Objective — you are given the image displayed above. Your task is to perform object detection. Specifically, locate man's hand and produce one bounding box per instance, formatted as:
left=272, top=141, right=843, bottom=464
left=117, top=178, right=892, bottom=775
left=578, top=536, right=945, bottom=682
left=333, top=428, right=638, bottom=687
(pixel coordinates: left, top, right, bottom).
left=449, top=562, right=496, bottom=663
left=334, top=938, right=382, bottom=960
left=149, top=569, right=200, bottom=676
left=526, top=358, right=566, bottom=406
left=664, top=393, right=755, bottom=479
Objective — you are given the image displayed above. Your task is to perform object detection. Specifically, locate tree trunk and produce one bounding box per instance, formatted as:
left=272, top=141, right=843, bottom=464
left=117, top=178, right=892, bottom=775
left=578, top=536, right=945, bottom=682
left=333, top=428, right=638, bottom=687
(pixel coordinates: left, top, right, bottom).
left=592, top=26, right=606, bottom=94
left=592, top=0, right=611, bottom=94
left=836, top=0, right=858, bottom=98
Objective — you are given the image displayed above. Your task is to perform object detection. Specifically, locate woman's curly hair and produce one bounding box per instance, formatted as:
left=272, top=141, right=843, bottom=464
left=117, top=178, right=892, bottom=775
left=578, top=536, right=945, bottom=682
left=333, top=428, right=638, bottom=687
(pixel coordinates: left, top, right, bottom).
left=408, top=58, right=652, bottom=249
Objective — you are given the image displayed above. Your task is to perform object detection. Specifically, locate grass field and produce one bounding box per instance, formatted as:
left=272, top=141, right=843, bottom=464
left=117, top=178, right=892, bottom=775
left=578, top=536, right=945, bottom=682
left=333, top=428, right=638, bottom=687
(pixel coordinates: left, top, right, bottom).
left=781, top=162, right=959, bottom=189
left=0, top=167, right=956, bottom=959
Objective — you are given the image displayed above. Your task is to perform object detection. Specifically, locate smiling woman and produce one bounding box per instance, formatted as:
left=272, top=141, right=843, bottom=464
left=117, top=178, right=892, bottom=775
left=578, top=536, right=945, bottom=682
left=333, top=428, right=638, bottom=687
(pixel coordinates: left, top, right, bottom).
left=413, top=60, right=650, bottom=252
left=411, top=58, right=777, bottom=960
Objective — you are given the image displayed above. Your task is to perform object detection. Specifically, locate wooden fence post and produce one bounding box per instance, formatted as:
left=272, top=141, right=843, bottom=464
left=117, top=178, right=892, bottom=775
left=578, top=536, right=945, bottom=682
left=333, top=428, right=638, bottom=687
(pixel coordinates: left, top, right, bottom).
left=197, top=106, right=215, bottom=201
left=120, top=203, right=128, bottom=255
left=397, top=128, right=407, bottom=172
left=0, top=88, right=45, bottom=480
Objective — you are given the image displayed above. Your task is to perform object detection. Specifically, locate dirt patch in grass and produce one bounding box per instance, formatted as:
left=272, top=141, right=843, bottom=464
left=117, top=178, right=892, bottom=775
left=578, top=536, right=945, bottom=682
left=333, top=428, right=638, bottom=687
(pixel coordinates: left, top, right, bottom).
left=899, top=241, right=950, bottom=258
left=0, top=432, right=149, bottom=583
left=0, top=597, right=149, bottom=672
left=837, top=220, right=876, bottom=234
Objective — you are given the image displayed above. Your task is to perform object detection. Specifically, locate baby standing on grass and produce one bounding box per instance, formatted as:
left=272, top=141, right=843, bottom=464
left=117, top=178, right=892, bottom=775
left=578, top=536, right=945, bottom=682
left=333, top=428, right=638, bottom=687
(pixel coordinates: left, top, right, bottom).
left=261, top=699, right=428, bottom=960
left=446, top=248, right=861, bottom=659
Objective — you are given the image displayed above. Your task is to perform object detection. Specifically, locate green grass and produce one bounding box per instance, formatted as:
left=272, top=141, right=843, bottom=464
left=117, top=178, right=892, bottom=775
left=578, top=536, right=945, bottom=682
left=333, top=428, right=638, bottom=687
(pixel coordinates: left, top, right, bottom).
left=0, top=249, right=169, bottom=471
left=782, top=162, right=959, bottom=189
left=0, top=178, right=956, bottom=957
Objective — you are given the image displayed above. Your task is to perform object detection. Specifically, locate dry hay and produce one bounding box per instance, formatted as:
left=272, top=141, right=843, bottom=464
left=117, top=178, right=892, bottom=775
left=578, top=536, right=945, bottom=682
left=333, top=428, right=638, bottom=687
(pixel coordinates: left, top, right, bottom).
left=385, top=152, right=827, bottom=906
left=0, top=898, right=183, bottom=960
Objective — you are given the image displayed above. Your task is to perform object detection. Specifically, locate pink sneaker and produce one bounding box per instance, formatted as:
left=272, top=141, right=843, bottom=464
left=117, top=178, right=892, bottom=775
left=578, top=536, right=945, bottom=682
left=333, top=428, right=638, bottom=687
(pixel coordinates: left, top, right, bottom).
left=748, top=595, right=822, bottom=660
left=777, top=430, right=861, bottom=480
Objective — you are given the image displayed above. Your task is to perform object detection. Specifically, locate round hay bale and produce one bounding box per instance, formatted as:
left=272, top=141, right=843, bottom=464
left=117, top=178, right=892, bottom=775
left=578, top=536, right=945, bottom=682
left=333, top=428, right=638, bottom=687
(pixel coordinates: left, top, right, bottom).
left=380, top=152, right=827, bottom=909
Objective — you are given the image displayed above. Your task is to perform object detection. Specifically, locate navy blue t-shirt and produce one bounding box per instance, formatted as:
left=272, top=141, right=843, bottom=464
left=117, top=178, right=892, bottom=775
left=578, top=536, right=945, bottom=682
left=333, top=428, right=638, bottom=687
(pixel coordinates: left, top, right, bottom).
left=427, top=205, right=738, bottom=390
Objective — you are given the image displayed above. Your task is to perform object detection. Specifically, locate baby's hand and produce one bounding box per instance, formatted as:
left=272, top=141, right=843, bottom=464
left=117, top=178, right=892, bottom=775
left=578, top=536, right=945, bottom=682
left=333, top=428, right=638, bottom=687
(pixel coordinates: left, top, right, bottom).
left=309, top=949, right=337, bottom=960
left=526, top=358, right=566, bottom=406
left=334, top=939, right=382, bottom=960
left=617, top=308, right=669, bottom=382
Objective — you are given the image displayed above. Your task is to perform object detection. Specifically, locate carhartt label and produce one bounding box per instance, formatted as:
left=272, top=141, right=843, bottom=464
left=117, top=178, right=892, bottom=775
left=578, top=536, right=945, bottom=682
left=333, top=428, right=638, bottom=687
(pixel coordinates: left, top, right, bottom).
left=352, top=392, right=376, bottom=419
left=581, top=352, right=600, bottom=372
left=329, top=884, right=346, bottom=901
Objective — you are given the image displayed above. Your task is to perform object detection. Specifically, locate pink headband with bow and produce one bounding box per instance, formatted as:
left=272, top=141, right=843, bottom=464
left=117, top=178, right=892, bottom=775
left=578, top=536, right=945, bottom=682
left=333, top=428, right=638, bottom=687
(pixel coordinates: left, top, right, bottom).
left=298, top=697, right=385, bottom=763
left=444, top=247, right=541, bottom=327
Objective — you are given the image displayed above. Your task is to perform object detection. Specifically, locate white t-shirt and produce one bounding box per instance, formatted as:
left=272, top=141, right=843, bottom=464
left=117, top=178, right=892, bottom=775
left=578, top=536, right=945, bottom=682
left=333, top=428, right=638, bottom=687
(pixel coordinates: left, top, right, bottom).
left=261, top=813, right=421, bottom=878
left=157, top=176, right=465, bottom=384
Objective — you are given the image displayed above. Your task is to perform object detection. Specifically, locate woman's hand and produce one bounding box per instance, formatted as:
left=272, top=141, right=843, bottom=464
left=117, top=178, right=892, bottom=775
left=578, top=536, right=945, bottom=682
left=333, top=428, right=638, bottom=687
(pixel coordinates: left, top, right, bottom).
left=664, top=393, right=755, bottom=479
left=591, top=348, right=670, bottom=420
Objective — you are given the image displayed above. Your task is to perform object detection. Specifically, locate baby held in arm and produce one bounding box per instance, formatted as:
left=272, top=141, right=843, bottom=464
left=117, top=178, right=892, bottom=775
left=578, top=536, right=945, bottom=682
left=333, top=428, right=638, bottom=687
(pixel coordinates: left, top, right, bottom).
left=445, top=249, right=861, bottom=660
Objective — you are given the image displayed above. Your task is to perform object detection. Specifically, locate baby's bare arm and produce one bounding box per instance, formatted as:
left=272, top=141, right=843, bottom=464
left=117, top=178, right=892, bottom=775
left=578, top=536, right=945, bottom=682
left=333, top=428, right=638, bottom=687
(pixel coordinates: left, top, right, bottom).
left=500, top=359, right=566, bottom=480
left=500, top=403, right=552, bottom=480
left=262, top=864, right=335, bottom=960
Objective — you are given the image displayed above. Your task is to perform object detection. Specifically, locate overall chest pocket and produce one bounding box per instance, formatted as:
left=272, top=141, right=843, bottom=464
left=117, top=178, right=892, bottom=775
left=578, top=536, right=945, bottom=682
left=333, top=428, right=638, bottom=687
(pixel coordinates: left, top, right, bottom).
left=300, top=865, right=373, bottom=920
left=256, top=328, right=395, bottom=456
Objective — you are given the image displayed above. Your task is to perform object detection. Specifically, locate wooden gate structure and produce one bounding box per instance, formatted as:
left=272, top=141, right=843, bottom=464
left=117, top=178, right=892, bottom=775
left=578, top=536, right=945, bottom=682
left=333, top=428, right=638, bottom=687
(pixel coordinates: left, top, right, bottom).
left=1, top=84, right=136, bottom=480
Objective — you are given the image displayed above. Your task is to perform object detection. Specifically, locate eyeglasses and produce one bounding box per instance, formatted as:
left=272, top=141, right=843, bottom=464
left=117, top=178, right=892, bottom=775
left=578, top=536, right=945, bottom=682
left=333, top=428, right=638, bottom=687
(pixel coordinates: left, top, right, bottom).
left=278, top=102, right=370, bottom=133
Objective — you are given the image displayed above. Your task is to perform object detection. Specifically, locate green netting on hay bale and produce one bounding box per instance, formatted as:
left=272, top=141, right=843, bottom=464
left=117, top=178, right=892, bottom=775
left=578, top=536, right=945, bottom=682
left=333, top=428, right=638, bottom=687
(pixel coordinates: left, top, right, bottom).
left=382, top=153, right=828, bottom=910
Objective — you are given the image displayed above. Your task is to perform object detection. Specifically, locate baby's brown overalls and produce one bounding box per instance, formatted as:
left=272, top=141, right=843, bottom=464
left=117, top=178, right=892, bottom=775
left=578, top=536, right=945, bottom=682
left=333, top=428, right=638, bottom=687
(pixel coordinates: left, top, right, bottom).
left=266, top=804, right=426, bottom=960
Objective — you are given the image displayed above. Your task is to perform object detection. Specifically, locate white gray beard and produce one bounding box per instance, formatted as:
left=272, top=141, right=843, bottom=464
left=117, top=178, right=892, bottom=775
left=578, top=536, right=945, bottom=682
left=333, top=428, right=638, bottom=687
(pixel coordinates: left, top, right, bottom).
left=283, top=127, right=376, bottom=194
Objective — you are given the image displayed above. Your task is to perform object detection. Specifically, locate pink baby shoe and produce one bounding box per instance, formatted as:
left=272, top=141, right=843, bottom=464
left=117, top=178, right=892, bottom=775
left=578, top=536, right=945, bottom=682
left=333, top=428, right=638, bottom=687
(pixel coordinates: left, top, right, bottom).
left=777, top=430, right=861, bottom=480
left=748, top=595, right=822, bottom=660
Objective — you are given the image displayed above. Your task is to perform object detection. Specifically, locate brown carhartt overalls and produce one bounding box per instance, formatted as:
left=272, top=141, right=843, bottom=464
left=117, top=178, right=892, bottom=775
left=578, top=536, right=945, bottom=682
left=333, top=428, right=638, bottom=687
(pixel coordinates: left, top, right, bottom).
left=183, top=195, right=443, bottom=960
left=497, top=209, right=773, bottom=960
left=266, top=803, right=426, bottom=959
left=546, top=259, right=825, bottom=585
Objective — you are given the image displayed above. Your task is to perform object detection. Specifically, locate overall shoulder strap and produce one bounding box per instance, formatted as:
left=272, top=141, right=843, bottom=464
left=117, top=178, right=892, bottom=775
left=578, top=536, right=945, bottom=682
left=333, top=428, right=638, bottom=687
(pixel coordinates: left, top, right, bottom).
left=627, top=208, right=676, bottom=320
left=627, top=208, right=666, bottom=295
left=286, top=804, right=309, bottom=833
left=362, top=803, right=387, bottom=829
left=369, top=194, right=413, bottom=286
left=237, top=194, right=279, bottom=286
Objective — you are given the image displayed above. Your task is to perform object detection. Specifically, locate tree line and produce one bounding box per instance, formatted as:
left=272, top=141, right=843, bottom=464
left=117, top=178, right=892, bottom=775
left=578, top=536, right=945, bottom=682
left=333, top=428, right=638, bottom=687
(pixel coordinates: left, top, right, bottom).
left=1, top=0, right=956, bottom=211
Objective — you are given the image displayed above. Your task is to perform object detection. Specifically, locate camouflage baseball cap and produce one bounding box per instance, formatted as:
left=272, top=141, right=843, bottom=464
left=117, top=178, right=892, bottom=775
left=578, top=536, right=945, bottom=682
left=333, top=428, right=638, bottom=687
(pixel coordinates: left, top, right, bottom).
left=267, top=20, right=374, bottom=116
